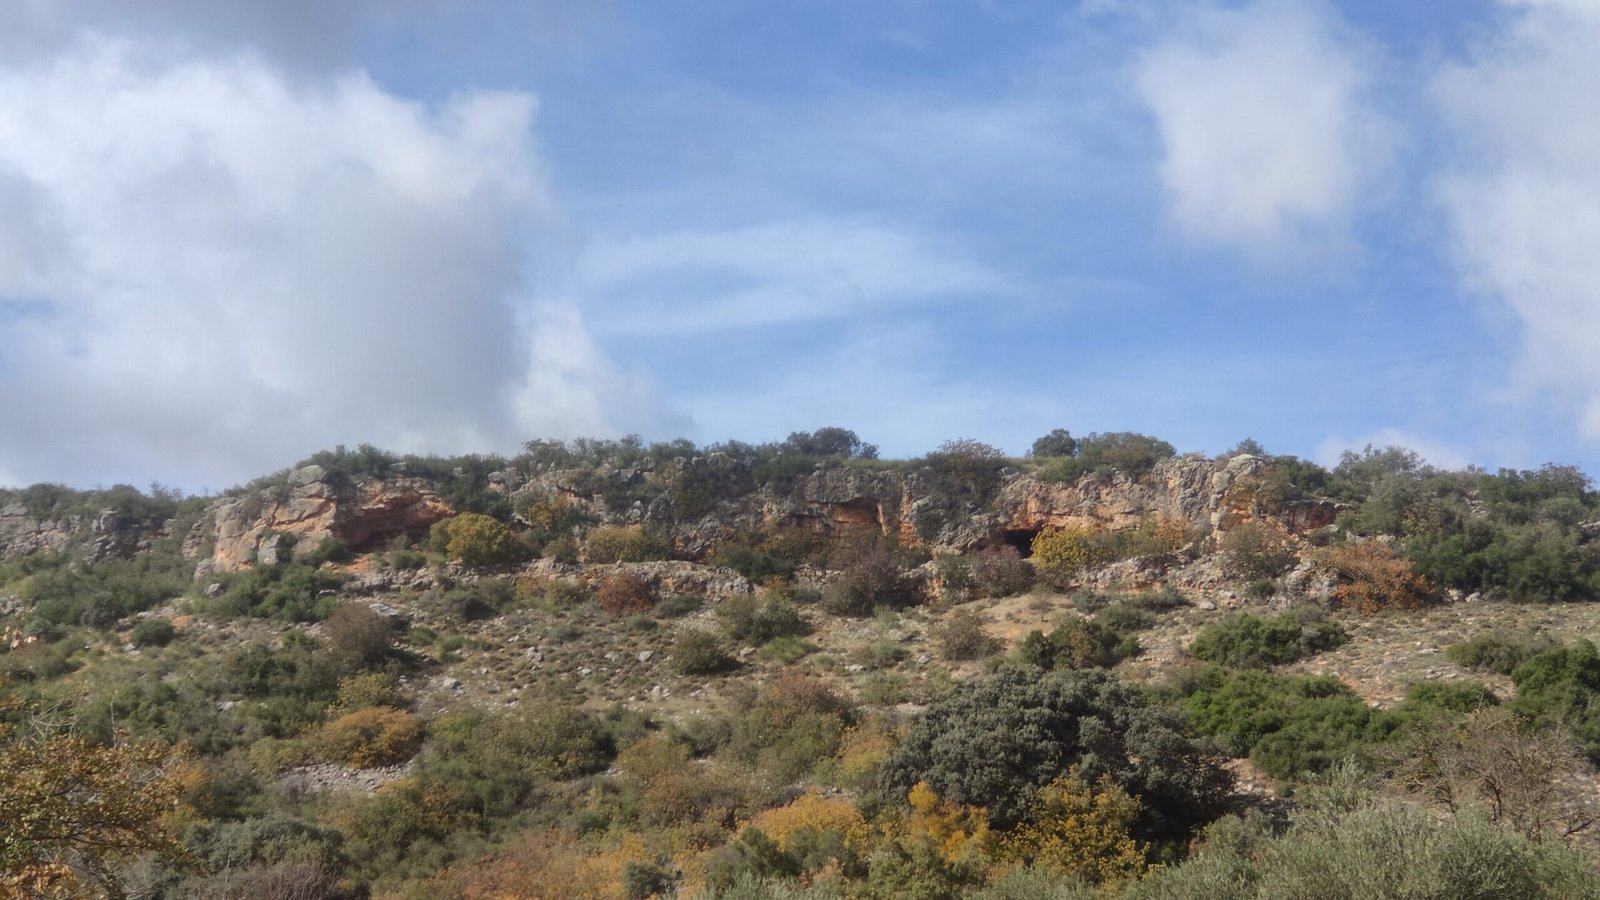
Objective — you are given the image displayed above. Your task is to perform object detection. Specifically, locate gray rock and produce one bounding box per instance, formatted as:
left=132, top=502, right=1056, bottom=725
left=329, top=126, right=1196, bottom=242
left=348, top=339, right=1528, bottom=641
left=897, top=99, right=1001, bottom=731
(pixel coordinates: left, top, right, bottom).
left=257, top=533, right=294, bottom=566
left=440, top=676, right=461, bottom=690
left=204, top=582, right=225, bottom=598
left=638, top=650, right=655, bottom=663
left=287, top=465, right=327, bottom=488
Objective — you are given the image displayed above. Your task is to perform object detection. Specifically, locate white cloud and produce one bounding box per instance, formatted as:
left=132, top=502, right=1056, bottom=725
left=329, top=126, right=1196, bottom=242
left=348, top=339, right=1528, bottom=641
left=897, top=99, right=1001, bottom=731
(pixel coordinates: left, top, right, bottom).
left=1434, top=0, right=1600, bottom=441
left=580, top=219, right=998, bottom=335
left=0, top=38, right=657, bottom=488
left=1134, top=0, right=1394, bottom=252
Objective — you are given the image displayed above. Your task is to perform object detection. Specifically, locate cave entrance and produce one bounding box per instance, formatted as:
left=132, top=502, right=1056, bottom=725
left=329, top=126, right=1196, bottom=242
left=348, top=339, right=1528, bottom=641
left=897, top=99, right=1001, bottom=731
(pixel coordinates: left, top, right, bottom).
left=1001, top=528, right=1041, bottom=558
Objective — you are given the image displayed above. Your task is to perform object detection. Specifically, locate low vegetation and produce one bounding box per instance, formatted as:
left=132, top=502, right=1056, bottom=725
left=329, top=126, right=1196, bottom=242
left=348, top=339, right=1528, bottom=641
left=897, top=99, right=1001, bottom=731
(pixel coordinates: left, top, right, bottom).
left=7, top=429, right=1600, bottom=896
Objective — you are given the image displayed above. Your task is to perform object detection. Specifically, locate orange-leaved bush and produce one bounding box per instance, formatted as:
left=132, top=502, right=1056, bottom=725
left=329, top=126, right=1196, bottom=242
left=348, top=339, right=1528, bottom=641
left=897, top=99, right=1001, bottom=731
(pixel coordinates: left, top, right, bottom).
left=311, top=707, right=423, bottom=767
left=1315, top=542, right=1433, bottom=614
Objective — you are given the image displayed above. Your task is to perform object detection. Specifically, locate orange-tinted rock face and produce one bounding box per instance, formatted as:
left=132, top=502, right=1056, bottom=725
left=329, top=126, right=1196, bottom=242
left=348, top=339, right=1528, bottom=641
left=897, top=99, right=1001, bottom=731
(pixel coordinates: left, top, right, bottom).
left=201, top=466, right=455, bottom=573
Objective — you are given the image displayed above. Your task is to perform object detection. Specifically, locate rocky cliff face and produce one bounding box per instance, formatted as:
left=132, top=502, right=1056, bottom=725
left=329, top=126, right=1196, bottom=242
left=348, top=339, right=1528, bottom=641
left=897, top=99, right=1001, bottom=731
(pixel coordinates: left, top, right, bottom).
left=191, top=465, right=455, bottom=575
left=0, top=503, right=153, bottom=563
left=183, top=452, right=1340, bottom=577
left=508, top=452, right=1338, bottom=559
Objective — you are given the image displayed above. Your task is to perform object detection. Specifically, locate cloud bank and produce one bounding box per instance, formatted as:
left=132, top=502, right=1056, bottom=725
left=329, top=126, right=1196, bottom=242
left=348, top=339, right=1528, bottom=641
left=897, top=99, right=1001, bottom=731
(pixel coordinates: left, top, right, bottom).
left=1435, top=0, right=1600, bottom=440
left=0, top=39, right=651, bottom=488
left=1135, top=0, right=1393, bottom=253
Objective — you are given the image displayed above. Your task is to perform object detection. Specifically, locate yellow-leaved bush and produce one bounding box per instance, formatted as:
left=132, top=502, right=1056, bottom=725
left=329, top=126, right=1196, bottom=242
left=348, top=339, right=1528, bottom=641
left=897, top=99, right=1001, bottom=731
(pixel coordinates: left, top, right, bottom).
left=1030, top=524, right=1114, bottom=584
left=902, top=780, right=994, bottom=868
left=998, top=771, right=1147, bottom=885
left=0, top=728, right=192, bottom=898
left=310, top=706, right=423, bottom=768
left=430, top=512, right=527, bottom=566
left=745, top=791, right=869, bottom=854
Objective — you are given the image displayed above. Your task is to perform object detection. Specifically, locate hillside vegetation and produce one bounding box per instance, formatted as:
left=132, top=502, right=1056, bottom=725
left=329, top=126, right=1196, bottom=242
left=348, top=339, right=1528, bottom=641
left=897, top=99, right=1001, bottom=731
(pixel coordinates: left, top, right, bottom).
left=4, top=430, right=1600, bottom=898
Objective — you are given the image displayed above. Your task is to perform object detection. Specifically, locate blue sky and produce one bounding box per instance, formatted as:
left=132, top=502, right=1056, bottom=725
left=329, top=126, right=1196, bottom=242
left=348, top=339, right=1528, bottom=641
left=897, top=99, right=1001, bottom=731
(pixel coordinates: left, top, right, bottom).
left=2, top=0, right=1598, bottom=490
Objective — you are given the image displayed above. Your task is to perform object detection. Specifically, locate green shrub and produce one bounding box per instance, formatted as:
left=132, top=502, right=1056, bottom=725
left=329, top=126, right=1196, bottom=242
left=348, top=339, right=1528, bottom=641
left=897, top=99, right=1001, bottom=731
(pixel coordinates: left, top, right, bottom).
left=760, top=635, right=815, bottom=664
left=1036, top=432, right=1176, bottom=483
left=1187, top=612, right=1346, bottom=668
left=726, top=672, right=855, bottom=782
left=934, top=608, right=999, bottom=661
left=429, top=513, right=528, bottom=567
left=179, top=813, right=349, bottom=893
left=822, top=544, right=920, bottom=616
left=219, top=634, right=341, bottom=738
left=129, top=618, right=177, bottom=648
left=1445, top=630, right=1559, bottom=675
left=623, top=859, right=678, bottom=899
left=673, top=629, right=736, bottom=676
left=920, top=438, right=1008, bottom=501
left=1094, top=601, right=1156, bottom=634
left=323, top=603, right=396, bottom=672
left=1391, top=680, right=1500, bottom=719
left=21, top=554, right=187, bottom=628
left=75, top=680, right=234, bottom=755
left=1182, top=668, right=1392, bottom=779
left=934, top=554, right=974, bottom=602
left=881, top=667, right=1232, bottom=840
left=717, top=593, right=807, bottom=643
left=1030, top=428, right=1079, bottom=458
left=209, top=562, right=345, bottom=622
left=850, top=639, right=909, bottom=671
left=385, top=547, right=428, bottom=570
left=1125, top=798, right=1600, bottom=899
left=1510, top=639, right=1600, bottom=758
left=334, top=673, right=404, bottom=711
left=586, top=524, right=672, bottom=563
left=657, top=593, right=703, bottom=618
left=970, top=546, right=1035, bottom=598
left=1218, top=522, right=1298, bottom=582
left=413, top=702, right=614, bottom=819
left=1015, top=617, right=1139, bottom=670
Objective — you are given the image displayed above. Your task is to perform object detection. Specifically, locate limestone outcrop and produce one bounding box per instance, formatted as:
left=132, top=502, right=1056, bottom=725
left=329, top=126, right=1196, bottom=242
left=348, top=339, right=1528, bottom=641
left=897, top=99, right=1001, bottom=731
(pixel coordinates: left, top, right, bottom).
left=0, top=502, right=153, bottom=563
left=194, top=465, right=455, bottom=574
left=181, top=452, right=1341, bottom=578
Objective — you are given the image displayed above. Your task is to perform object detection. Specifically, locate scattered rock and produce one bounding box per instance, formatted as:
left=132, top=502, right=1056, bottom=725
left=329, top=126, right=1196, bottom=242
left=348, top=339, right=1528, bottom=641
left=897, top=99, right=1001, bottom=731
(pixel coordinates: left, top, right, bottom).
left=280, top=760, right=412, bottom=796
left=638, top=650, right=654, bottom=663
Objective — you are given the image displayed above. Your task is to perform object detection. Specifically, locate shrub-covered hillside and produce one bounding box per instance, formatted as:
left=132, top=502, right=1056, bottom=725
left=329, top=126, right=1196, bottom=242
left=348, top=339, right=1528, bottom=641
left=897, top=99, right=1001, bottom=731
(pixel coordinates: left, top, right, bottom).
left=5, top=430, right=1600, bottom=898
